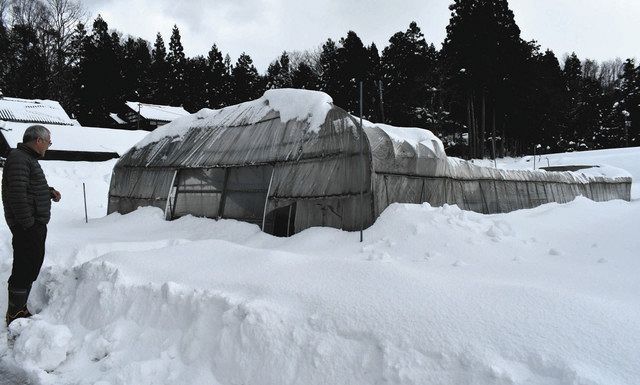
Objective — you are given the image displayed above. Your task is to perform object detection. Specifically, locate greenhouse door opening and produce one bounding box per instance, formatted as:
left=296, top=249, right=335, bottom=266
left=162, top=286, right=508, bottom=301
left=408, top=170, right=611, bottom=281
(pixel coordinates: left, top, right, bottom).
left=266, top=203, right=297, bottom=237
left=168, top=165, right=273, bottom=226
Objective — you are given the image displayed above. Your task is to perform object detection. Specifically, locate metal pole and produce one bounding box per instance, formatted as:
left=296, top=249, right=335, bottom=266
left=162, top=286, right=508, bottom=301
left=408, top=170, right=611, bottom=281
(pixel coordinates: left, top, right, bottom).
left=378, top=80, right=385, bottom=124
left=261, top=167, right=275, bottom=232
left=359, top=81, right=364, bottom=243
left=83, top=183, right=88, bottom=223
left=533, top=145, right=536, bottom=170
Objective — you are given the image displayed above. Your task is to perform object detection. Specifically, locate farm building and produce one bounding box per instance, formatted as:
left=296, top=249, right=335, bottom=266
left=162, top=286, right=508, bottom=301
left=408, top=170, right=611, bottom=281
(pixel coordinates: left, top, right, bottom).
left=107, top=89, right=632, bottom=236
left=1, top=96, right=149, bottom=161
left=110, top=101, right=190, bottom=130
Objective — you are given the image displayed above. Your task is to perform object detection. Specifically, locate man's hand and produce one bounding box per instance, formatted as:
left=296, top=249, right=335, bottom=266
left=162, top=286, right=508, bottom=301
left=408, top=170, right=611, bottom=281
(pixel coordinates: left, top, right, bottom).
left=50, top=188, right=61, bottom=202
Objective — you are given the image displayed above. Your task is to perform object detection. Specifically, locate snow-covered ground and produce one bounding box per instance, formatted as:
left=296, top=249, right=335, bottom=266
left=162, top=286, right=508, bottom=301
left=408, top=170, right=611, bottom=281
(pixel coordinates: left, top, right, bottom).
left=0, top=147, right=638, bottom=385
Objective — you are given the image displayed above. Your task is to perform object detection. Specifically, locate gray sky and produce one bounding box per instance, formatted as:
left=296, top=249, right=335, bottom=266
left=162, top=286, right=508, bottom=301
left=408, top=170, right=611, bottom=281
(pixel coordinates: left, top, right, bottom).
left=83, top=0, right=640, bottom=72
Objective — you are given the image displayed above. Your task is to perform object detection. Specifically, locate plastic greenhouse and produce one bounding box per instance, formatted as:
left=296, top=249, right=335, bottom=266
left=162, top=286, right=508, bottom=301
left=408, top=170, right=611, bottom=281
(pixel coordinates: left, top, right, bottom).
left=107, top=89, right=632, bottom=236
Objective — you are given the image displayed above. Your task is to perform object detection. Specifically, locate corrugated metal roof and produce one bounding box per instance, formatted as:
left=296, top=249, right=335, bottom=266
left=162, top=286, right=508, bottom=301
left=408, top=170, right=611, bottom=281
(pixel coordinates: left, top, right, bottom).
left=0, top=97, right=74, bottom=125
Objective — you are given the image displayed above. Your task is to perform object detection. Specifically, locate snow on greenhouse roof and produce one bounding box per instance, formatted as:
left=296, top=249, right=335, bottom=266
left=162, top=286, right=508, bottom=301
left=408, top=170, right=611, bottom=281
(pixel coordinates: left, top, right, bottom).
left=134, top=89, right=334, bottom=149
left=125, top=102, right=190, bottom=122
left=361, top=119, right=447, bottom=159
left=0, top=97, right=74, bottom=125
left=0, top=121, right=148, bottom=155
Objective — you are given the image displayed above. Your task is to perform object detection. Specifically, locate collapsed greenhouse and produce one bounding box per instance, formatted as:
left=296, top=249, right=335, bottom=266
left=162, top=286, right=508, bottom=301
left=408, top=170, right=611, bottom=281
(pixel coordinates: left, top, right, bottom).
left=107, top=89, right=632, bottom=236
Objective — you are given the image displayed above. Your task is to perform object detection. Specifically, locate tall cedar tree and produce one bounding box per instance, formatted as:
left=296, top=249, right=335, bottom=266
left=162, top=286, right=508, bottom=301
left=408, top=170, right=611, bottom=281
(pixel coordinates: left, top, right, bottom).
left=529, top=49, right=567, bottom=150
left=121, top=37, right=152, bottom=103
left=64, top=22, right=87, bottom=118
left=319, top=39, right=340, bottom=103
left=205, top=44, right=231, bottom=108
left=3, top=24, right=49, bottom=98
left=150, top=33, right=170, bottom=104
left=231, top=52, right=263, bottom=104
left=74, top=15, right=122, bottom=126
left=0, top=15, right=10, bottom=93
left=441, top=0, right=530, bottom=157
left=562, top=52, right=604, bottom=150
left=266, top=52, right=293, bottom=89
left=601, top=59, right=640, bottom=147
left=184, top=55, right=207, bottom=111
left=292, top=61, right=321, bottom=90
left=167, top=25, right=187, bottom=106
left=381, top=22, right=438, bottom=127
left=335, top=31, right=372, bottom=115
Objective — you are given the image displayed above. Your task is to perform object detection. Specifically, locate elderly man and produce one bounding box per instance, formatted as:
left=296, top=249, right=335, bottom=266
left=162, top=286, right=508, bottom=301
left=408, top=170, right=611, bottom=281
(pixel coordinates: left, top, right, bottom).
left=2, top=125, right=61, bottom=326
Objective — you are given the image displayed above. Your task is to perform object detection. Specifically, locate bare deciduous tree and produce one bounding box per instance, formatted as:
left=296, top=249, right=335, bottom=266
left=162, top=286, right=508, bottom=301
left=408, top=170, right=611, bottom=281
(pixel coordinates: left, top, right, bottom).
left=582, top=58, right=599, bottom=80
left=598, top=58, right=624, bottom=90
left=45, top=0, right=87, bottom=65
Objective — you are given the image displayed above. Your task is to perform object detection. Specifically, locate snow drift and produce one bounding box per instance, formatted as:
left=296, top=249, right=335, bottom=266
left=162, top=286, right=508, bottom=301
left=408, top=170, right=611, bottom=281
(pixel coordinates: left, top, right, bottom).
left=0, top=147, right=639, bottom=385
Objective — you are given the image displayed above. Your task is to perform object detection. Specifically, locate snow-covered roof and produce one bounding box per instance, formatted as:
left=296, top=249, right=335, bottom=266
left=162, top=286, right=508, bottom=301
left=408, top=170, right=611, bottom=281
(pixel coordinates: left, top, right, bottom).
left=125, top=101, right=190, bottom=122
left=0, top=97, right=74, bottom=125
left=0, top=121, right=149, bottom=155
left=109, top=113, right=127, bottom=125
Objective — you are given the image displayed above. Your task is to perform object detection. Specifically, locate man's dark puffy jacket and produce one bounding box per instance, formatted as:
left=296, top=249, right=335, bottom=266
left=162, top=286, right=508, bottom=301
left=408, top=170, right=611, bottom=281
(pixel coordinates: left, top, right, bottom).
left=2, top=143, right=51, bottom=229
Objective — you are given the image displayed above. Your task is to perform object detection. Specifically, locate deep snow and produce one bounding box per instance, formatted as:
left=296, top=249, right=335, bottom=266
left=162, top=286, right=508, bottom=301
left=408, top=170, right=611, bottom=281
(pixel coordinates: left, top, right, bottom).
left=0, top=147, right=638, bottom=385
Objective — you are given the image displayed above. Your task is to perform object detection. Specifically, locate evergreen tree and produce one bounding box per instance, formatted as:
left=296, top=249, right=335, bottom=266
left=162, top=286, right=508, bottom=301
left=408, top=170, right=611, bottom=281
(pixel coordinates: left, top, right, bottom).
left=184, top=55, right=207, bottom=111
left=561, top=52, right=605, bottom=150
left=319, top=38, right=340, bottom=101
left=205, top=44, right=231, bottom=108
left=529, top=49, right=567, bottom=150
left=441, top=0, right=531, bottom=157
left=366, top=42, right=383, bottom=122
left=603, top=59, right=640, bottom=147
left=121, top=37, right=151, bottom=103
left=231, top=52, right=263, bottom=104
left=150, top=32, right=170, bottom=104
left=4, top=24, right=49, bottom=98
left=291, top=61, right=320, bottom=90
left=563, top=53, right=582, bottom=96
left=333, top=31, right=370, bottom=114
left=266, top=51, right=293, bottom=89
left=167, top=25, right=187, bottom=106
left=0, top=14, right=11, bottom=94
left=64, top=22, right=88, bottom=119
left=74, top=15, right=123, bottom=126
left=381, top=22, right=438, bottom=127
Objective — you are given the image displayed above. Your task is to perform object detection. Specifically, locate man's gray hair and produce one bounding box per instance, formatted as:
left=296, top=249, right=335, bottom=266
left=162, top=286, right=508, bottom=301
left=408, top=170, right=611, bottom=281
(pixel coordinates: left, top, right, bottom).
left=22, top=125, right=50, bottom=143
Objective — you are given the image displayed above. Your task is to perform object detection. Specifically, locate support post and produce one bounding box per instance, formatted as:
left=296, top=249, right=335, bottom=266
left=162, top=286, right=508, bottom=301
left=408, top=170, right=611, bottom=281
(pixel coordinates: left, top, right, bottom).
left=83, top=183, right=88, bottom=223
left=359, top=81, right=365, bottom=243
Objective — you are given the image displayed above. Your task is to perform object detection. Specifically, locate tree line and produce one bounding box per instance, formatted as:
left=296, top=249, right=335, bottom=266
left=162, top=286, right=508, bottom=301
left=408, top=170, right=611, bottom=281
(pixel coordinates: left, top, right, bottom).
left=1, top=0, right=638, bottom=157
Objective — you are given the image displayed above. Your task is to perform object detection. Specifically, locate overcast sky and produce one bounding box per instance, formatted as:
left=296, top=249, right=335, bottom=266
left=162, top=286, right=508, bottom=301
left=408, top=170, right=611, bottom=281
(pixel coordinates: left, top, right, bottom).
left=83, top=0, right=640, bottom=72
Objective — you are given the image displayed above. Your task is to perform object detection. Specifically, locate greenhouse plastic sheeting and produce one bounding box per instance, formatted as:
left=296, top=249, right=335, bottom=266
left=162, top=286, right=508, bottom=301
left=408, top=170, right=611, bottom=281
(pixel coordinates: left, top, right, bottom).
left=108, top=89, right=631, bottom=236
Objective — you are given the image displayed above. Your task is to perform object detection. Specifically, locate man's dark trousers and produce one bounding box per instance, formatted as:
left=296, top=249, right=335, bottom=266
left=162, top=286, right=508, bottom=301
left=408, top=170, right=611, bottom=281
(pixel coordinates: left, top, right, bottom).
left=9, top=222, right=47, bottom=291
